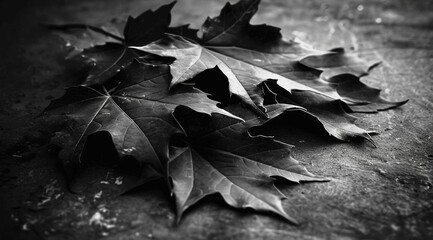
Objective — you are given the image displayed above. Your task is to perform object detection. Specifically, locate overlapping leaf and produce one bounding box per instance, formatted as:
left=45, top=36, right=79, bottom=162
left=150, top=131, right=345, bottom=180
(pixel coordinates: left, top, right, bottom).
left=46, top=0, right=408, bottom=224
left=46, top=60, right=237, bottom=185
left=134, top=0, right=405, bottom=142
left=49, top=2, right=176, bottom=85
left=196, top=0, right=407, bottom=112
left=170, top=106, right=327, bottom=223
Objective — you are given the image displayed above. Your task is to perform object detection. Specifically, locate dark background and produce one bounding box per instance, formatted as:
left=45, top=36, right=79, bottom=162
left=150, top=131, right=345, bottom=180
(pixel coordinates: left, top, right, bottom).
left=0, top=0, right=432, bottom=239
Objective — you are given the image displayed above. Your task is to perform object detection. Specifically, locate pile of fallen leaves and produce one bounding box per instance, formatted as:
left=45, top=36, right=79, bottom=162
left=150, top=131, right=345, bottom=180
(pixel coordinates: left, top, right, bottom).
left=45, top=0, right=406, bottom=223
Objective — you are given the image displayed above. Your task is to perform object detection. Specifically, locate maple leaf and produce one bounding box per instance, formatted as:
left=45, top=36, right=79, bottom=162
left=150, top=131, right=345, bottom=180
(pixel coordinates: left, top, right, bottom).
left=132, top=0, right=405, bottom=143
left=48, top=2, right=176, bottom=85
left=45, top=0, right=408, bottom=224
left=169, top=106, right=328, bottom=224
left=46, top=60, right=238, bottom=186
left=196, top=0, right=407, bottom=113
left=263, top=81, right=375, bottom=143
left=190, top=69, right=375, bottom=143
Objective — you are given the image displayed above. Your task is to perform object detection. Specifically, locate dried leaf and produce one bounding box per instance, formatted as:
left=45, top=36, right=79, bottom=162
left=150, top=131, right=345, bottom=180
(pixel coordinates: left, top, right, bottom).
left=46, top=60, right=237, bottom=185
left=49, top=2, right=176, bottom=85
left=170, top=107, right=328, bottom=223
left=45, top=0, right=408, bottom=224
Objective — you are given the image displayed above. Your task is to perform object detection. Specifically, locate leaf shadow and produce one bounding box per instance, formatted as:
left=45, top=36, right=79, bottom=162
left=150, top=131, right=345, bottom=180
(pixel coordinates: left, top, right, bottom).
left=186, top=66, right=237, bottom=108
left=65, top=131, right=143, bottom=197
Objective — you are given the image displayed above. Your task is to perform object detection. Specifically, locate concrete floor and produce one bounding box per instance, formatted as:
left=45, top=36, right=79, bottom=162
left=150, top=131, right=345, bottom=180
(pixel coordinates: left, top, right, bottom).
left=0, top=0, right=432, bottom=239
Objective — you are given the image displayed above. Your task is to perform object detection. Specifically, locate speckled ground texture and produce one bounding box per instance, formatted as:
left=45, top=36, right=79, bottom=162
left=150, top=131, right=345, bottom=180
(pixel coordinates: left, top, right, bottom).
left=0, top=0, right=432, bottom=239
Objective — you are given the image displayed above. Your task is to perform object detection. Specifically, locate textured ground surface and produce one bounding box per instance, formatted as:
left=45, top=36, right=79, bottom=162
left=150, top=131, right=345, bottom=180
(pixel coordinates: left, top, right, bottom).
left=0, top=0, right=432, bottom=239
